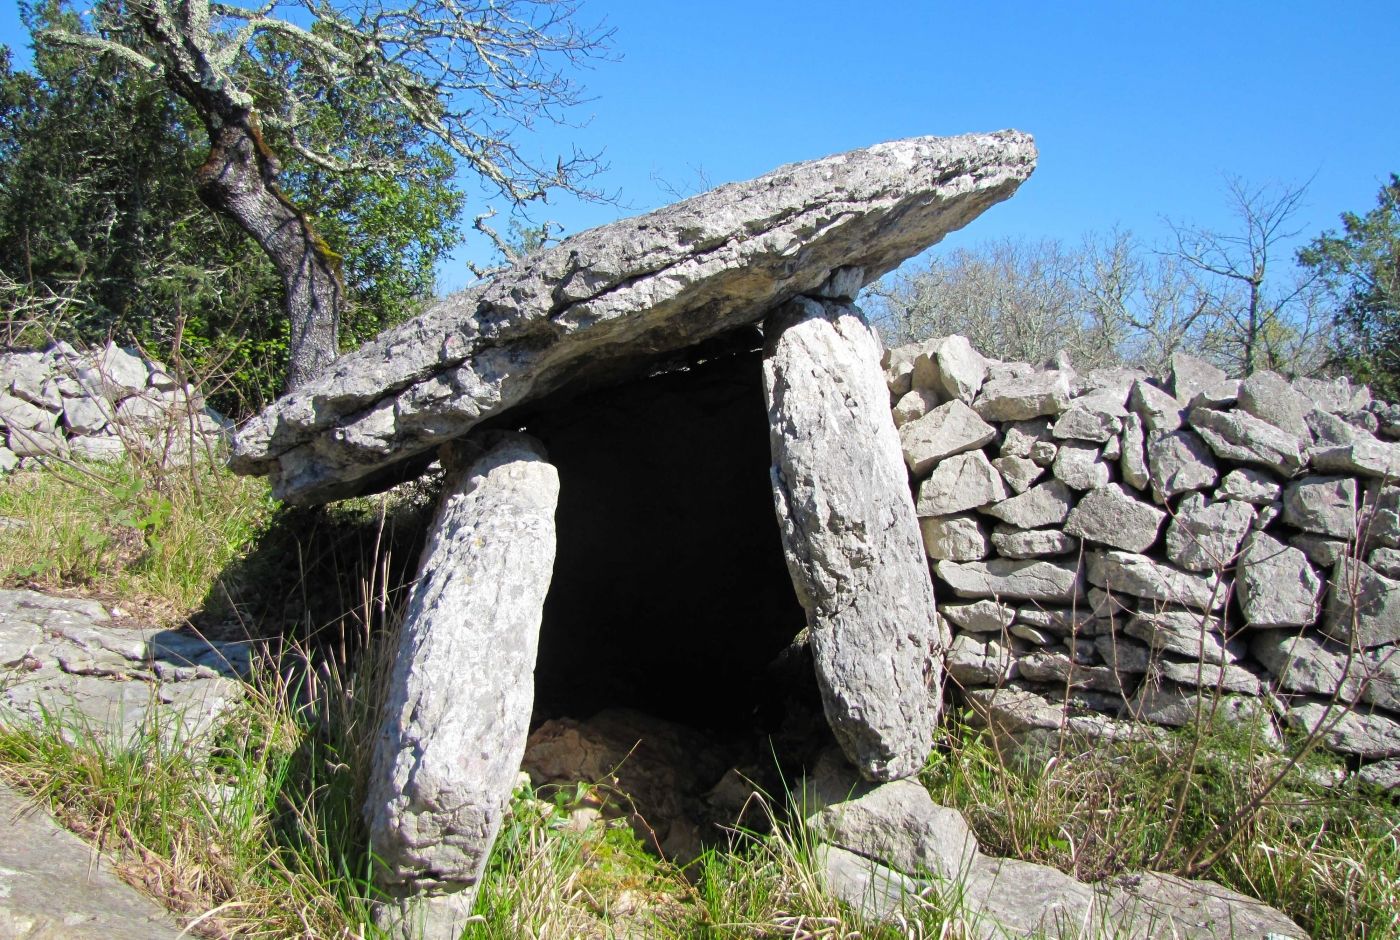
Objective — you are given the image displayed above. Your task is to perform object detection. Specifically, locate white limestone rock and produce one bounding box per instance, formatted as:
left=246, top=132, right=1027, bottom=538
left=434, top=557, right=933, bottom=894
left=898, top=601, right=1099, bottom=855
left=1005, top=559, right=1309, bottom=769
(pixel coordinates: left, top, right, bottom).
left=1188, top=406, right=1306, bottom=476
left=1164, top=495, right=1254, bottom=572
left=979, top=479, right=1074, bottom=529
left=918, top=513, right=989, bottom=562
left=937, top=558, right=1083, bottom=603
left=1237, top=531, right=1324, bottom=628
left=1146, top=429, right=1218, bottom=502
left=1086, top=550, right=1226, bottom=611
left=990, top=454, right=1042, bottom=494
left=973, top=370, right=1073, bottom=422
left=764, top=299, right=944, bottom=781
left=1063, top=482, right=1166, bottom=553
left=1283, top=475, right=1359, bottom=540
left=1324, top=558, right=1400, bottom=648
left=1051, top=439, right=1111, bottom=490
left=915, top=449, right=1008, bottom=516
left=898, top=399, right=996, bottom=475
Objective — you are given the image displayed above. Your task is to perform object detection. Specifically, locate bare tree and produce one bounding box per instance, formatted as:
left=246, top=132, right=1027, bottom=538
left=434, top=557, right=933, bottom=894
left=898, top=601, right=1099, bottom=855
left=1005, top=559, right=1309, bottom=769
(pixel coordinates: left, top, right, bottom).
left=1167, top=176, right=1328, bottom=377
left=43, top=0, right=611, bottom=388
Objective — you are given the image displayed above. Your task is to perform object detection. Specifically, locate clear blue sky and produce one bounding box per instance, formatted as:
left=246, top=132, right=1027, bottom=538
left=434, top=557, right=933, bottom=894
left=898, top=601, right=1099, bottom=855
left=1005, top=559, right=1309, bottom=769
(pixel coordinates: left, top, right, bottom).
left=4, top=1, right=1397, bottom=294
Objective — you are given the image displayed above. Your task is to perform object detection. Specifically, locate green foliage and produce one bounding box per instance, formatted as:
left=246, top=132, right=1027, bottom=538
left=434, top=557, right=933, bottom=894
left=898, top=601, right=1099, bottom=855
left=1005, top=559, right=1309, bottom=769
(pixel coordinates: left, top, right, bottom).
left=1301, top=175, right=1400, bottom=401
left=0, top=2, right=464, bottom=416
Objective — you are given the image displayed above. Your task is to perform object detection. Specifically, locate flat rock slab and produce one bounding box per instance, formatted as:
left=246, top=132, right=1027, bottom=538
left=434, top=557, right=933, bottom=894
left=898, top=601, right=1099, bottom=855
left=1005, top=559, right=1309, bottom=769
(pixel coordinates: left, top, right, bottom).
left=231, top=131, right=1037, bottom=504
left=763, top=299, right=942, bottom=781
left=0, top=783, right=185, bottom=939
left=0, top=589, right=249, bottom=749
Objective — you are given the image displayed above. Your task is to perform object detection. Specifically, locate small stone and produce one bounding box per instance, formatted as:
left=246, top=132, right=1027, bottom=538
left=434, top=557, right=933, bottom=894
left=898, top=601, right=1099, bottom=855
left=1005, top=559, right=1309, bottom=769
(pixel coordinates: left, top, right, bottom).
left=1146, top=429, right=1218, bottom=502
left=940, top=599, right=1015, bottom=633
left=910, top=343, right=945, bottom=394
left=1064, top=483, right=1166, bottom=553
left=1100, top=433, right=1121, bottom=461
left=62, top=395, right=113, bottom=435
left=1283, top=476, right=1359, bottom=540
left=1217, top=467, right=1281, bottom=505
left=1237, top=531, right=1323, bottom=628
left=898, top=399, right=997, bottom=475
left=1014, top=607, right=1089, bottom=634
left=1361, top=484, right=1399, bottom=550
left=979, top=480, right=1074, bottom=529
left=0, top=392, right=57, bottom=431
left=1251, top=631, right=1364, bottom=701
left=1017, top=650, right=1127, bottom=693
left=1051, top=405, right=1120, bottom=443
left=1294, top=375, right=1367, bottom=414
left=1095, top=634, right=1153, bottom=673
left=915, top=450, right=1007, bottom=516
left=69, top=435, right=126, bottom=462
left=1253, top=500, right=1283, bottom=529
left=1312, top=439, right=1400, bottom=479
left=1155, top=659, right=1262, bottom=695
left=809, top=778, right=981, bottom=881
left=991, top=455, right=1042, bottom=494
left=1285, top=700, right=1400, bottom=759
left=932, top=335, right=987, bottom=404
left=8, top=424, right=66, bottom=457
left=947, top=633, right=1014, bottom=686
left=1010, top=623, right=1056, bottom=645
left=1237, top=370, right=1313, bottom=442
left=990, top=526, right=1077, bottom=559
left=1129, top=681, right=1275, bottom=736
left=1051, top=440, right=1110, bottom=490
left=1119, top=413, right=1149, bottom=491
left=1188, top=406, right=1305, bottom=476
left=1128, top=379, right=1185, bottom=432
left=0, top=447, right=17, bottom=473
left=1125, top=608, right=1240, bottom=664
left=1371, top=547, right=1400, bottom=578
left=1086, top=586, right=1133, bottom=621
left=1164, top=495, right=1254, bottom=572
left=1168, top=353, right=1228, bottom=403
left=1029, top=439, right=1058, bottom=467
left=883, top=344, right=918, bottom=401
left=937, top=558, right=1083, bottom=603
left=1324, top=558, right=1400, bottom=648
left=1086, top=550, right=1225, bottom=611
left=116, top=393, right=166, bottom=429
left=919, top=513, right=989, bottom=562
left=1188, top=379, right=1241, bottom=409
left=1307, top=408, right=1364, bottom=446
left=891, top=387, right=940, bottom=428
left=1289, top=533, right=1352, bottom=568
left=999, top=418, right=1051, bottom=459
left=1358, top=759, right=1400, bottom=791
left=973, top=370, right=1073, bottom=421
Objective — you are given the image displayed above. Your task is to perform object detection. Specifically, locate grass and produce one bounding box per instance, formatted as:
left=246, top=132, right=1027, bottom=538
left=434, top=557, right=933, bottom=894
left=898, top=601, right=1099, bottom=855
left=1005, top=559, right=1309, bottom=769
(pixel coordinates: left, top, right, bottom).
left=0, top=446, right=1397, bottom=938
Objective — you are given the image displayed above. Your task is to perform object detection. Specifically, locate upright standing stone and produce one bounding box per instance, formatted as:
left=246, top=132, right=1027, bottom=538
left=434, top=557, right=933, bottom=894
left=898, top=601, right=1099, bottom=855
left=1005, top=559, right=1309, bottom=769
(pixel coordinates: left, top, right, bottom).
left=764, top=297, right=943, bottom=782
left=366, top=434, right=560, bottom=938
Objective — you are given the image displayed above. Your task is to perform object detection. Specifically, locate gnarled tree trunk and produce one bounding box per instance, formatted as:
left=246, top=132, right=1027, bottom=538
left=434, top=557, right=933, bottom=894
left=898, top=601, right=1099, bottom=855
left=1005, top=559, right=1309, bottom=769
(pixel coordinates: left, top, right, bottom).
left=195, top=116, right=342, bottom=389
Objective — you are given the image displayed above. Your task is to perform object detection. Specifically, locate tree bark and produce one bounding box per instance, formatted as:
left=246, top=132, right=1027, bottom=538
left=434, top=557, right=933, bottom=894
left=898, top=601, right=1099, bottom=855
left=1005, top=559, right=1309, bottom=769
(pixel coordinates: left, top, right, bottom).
left=195, top=117, right=342, bottom=389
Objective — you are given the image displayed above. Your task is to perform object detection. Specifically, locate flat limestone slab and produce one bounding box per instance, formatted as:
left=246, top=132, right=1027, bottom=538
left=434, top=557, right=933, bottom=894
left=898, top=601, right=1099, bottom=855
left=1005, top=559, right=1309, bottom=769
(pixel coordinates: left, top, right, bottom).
left=365, top=434, right=559, bottom=938
left=0, top=783, right=184, bottom=939
left=232, top=132, right=1036, bottom=504
left=763, top=297, right=944, bottom=781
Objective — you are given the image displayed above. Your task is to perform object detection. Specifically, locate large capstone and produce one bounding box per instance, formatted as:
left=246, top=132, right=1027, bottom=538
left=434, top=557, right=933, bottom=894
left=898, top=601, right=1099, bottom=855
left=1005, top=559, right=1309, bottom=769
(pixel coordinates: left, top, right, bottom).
left=763, top=297, right=944, bottom=781
left=231, top=132, right=1037, bottom=504
left=365, top=434, right=559, bottom=936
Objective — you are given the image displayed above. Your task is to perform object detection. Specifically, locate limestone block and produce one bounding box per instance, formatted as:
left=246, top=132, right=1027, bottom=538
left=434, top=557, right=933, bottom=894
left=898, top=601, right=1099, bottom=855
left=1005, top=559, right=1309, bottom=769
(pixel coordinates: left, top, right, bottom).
left=764, top=298, right=943, bottom=781
left=1283, top=475, right=1359, bottom=539
left=915, top=449, right=1008, bottom=515
left=898, top=399, right=996, bottom=475
left=931, top=334, right=987, bottom=403
left=1119, top=412, right=1149, bottom=491
left=937, top=557, right=1083, bottom=603
left=366, top=433, right=560, bottom=934
left=990, top=454, right=1042, bottom=494
left=1237, top=369, right=1313, bottom=441
left=1063, top=482, right=1166, bottom=553
left=973, top=370, right=1073, bottom=421
left=999, top=418, right=1052, bottom=459
left=979, top=479, right=1074, bottom=529
left=1285, top=700, right=1400, bottom=759
left=1086, top=551, right=1226, bottom=611
left=1312, top=439, right=1400, bottom=479
left=1125, top=608, right=1241, bottom=665
left=1128, top=379, right=1184, bottom=432
left=1164, top=495, right=1254, bottom=572
left=919, top=513, right=989, bottom=562
left=940, top=599, right=1016, bottom=633
left=947, top=633, right=1015, bottom=686
left=1237, top=531, right=1323, bottom=628
left=1051, top=439, right=1111, bottom=490
left=1188, top=406, right=1305, bottom=476
left=1324, top=558, right=1400, bottom=648
left=990, top=525, right=1077, bottom=559
left=1168, top=353, right=1229, bottom=403
left=809, top=778, right=980, bottom=880
left=1217, top=467, right=1281, bottom=505
left=891, top=387, right=940, bottom=428
left=1146, top=429, right=1218, bottom=502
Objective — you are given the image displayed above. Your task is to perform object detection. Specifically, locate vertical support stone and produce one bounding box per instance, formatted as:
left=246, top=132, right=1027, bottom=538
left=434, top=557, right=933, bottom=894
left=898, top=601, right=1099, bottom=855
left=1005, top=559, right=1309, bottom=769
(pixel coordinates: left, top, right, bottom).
left=762, top=296, right=946, bottom=781
left=365, top=432, right=559, bottom=938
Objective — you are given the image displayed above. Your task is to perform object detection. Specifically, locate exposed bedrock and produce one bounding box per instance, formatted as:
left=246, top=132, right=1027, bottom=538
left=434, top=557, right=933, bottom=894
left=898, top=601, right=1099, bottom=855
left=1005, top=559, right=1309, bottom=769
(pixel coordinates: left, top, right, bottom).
left=763, top=297, right=945, bottom=781
left=231, top=131, right=1037, bottom=504
left=365, top=433, right=559, bottom=938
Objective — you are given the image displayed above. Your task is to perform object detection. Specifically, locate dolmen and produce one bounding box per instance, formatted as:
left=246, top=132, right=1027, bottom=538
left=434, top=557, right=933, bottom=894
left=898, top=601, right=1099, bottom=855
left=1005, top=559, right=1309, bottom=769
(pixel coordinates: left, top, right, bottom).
left=230, top=131, right=1037, bottom=937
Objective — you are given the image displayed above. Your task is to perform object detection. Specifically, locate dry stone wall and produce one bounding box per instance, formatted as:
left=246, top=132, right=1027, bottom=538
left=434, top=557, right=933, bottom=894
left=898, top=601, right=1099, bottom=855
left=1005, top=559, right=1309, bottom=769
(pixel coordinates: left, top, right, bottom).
left=0, top=342, right=228, bottom=469
left=885, top=337, right=1400, bottom=787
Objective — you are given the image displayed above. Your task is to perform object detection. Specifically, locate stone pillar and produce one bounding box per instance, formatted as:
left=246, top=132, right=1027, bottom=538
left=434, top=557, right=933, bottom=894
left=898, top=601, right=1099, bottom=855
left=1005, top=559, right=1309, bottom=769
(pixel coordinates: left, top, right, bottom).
left=763, top=296, right=946, bottom=781
left=365, top=432, right=560, bottom=938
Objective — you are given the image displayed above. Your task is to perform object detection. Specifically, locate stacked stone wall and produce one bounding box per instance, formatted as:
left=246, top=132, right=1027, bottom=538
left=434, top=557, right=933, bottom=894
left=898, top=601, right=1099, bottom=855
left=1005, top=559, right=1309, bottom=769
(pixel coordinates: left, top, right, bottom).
left=885, top=336, right=1400, bottom=787
left=0, top=342, right=227, bottom=470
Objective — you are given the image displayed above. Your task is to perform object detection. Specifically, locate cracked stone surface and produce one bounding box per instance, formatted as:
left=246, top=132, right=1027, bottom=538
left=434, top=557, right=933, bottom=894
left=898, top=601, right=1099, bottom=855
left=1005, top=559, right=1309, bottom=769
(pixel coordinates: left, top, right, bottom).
left=231, top=132, right=1037, bottom=504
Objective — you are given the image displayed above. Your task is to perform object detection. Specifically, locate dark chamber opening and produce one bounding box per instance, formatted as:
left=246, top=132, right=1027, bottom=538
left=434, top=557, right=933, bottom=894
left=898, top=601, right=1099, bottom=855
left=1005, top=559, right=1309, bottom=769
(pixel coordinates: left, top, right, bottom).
left=522, top=343, right=809, bottom=731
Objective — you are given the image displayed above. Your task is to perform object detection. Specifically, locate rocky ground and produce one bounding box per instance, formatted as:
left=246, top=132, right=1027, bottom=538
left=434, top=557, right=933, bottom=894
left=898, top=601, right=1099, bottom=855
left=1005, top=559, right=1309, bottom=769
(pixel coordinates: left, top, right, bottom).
left=0, top=588, right=254, bottom=938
